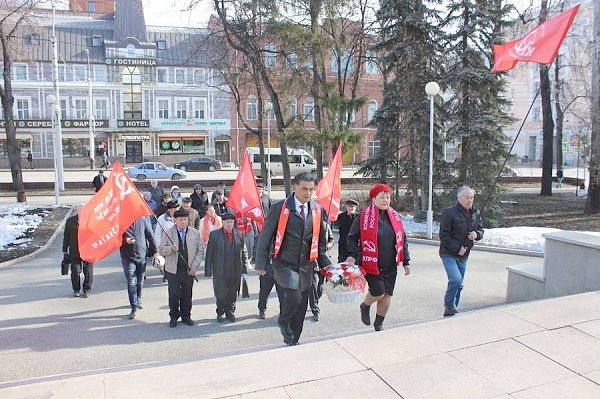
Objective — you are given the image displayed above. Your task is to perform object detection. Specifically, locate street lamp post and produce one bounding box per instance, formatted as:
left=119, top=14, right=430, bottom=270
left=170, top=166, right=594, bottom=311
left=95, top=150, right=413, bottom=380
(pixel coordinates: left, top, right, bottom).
left=425, top=81, right=441, bottom=239
left=266, top=102, right=272, bottom=194
left=46, top=94, right=61, bottom=205
left=85, top=49, right=95, bottom=169
left=50, top=2, right=64, bottom=190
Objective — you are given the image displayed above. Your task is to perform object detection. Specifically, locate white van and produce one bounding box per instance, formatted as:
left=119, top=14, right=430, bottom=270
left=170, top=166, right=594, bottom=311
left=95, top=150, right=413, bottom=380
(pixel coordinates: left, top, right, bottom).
left=246, top=147, right=317, bottom=177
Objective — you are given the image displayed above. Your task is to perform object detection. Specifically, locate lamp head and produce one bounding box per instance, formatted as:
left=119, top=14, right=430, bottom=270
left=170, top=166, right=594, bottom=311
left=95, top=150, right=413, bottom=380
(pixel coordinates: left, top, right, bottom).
left=425, top=81, right=441, bottom=97
left=45, top=94, right=56, bottom=104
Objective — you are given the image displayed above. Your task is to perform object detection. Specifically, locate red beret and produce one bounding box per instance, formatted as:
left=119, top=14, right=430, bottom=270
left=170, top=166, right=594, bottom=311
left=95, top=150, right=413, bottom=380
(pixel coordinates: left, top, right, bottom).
left=369, top=183, right=392, bottom=199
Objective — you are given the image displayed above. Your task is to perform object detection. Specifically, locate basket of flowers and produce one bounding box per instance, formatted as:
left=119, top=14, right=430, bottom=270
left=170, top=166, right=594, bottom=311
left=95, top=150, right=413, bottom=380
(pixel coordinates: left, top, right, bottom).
left=320, top=263, right=366, bottom=304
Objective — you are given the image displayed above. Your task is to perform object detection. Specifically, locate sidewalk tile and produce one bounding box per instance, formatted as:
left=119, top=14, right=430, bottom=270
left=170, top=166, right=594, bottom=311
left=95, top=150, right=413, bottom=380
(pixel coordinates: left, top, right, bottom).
left=450, top=339, right=575, bottom=393
left=373, top=353, right=504, bottom=399
left=284, top=370, right=400, bottom=399
left=240, top=387, right=288, bottom=398
left=335, top=309, right=542, bottom=368
left=516, top=327, right=600, bottom=374
left=504, top=292, right=600, bottom=329
left=585, top=370, right=600, bottom=385
left=0, top=375, right=104, bottom=399
left=574, top=319, right=600, bottom=339
left=510, top=376, right=600, bottom=399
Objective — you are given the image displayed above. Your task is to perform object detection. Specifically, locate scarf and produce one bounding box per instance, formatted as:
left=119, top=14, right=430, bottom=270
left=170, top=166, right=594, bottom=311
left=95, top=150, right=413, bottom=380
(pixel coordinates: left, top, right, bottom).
left=236, top=211, right=253, bottom=234
left=359, top=203, right=405, bottom=276
left=201, top=214, right=222, bottom=244
left=273, top=198, right=322, bottom=261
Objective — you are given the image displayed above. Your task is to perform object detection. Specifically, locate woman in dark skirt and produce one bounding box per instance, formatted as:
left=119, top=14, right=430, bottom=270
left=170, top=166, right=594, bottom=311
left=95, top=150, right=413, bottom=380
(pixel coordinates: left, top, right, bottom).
left=346, top=183, right=410, bottom=331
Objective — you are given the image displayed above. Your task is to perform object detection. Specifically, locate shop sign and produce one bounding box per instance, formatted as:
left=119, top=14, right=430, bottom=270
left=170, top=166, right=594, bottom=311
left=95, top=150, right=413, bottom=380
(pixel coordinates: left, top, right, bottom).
left=62, top=119, right=109, bottom=129
left=106, top=58, right=157, bottom=66
left=0, top=120, right=52, bottom=129
left=151, top=119, right=230, bottom=131
left=122, top=135, right=150, bottom=140
left=117, top=119, right=150, bottom=128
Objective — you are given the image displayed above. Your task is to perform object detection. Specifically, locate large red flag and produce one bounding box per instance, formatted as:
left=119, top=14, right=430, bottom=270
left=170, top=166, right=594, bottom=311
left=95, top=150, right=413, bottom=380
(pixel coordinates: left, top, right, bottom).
left=78, top=161, right=154, bottom=263
left=228, top=150, right=264, bottom=225
left=317, top=143, right=342, bottom=222
left=492, top=4, right=580, bottom=73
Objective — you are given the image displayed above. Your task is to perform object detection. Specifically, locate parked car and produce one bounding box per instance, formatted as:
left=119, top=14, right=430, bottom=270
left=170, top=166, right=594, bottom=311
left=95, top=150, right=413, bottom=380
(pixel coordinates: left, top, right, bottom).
left=127, top=162, right=187, bottom=181
left=174, top=156, right=222, bottom=172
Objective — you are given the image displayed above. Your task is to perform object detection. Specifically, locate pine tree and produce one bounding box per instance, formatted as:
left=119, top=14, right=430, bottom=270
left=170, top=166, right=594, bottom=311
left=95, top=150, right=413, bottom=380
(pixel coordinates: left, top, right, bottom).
left=442, top=0, right=515, bottom=225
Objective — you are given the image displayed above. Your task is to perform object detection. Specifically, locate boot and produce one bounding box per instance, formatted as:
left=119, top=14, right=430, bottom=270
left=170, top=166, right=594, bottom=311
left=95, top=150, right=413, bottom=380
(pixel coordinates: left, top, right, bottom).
left=360, top=302, right=371, bottom=325
left=444, top=304, right=457, bottom=317
left=374, top=315, right=385, bottom=331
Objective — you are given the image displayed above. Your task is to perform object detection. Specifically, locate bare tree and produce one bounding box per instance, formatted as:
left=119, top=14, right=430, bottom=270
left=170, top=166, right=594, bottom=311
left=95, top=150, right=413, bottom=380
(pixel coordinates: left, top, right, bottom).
left=585, top=0, right=600, bottom=213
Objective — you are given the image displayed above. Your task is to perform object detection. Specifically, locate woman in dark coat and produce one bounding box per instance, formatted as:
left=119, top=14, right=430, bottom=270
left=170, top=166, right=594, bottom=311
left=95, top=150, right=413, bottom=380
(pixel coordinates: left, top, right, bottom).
left=204, top=212, right=248, bottom=322
left=190, top=183, right=209, bottom=218
left=346, top=183, right=410, bottom=331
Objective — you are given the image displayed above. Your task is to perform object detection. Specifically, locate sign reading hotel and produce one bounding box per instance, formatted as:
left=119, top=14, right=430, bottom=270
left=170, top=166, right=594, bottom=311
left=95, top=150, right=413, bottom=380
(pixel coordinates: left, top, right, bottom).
left=151, top=119, right=231, bottom=131
left=117, top=119, right=150, bottom=128
left=106, top=58, right=157, bottom=66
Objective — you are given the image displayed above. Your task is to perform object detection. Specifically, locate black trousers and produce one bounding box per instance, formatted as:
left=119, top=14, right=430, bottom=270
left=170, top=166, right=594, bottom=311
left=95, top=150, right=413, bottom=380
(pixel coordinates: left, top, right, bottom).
left=258, top=274, right=285, bottom=312
left=309, top=271, right=324, bottom=315
left=166, top=272, right=194, bottom=321
left=71, top=261, right=93, bottom=293
left=216, top=279, right=238, bottom=316
left=278, top=287, right=309, bottom=342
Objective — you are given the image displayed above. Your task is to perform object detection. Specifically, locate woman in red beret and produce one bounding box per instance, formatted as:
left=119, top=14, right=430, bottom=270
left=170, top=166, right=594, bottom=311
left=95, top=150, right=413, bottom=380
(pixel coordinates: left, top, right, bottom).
left=345, top=183, right=410, bottom=331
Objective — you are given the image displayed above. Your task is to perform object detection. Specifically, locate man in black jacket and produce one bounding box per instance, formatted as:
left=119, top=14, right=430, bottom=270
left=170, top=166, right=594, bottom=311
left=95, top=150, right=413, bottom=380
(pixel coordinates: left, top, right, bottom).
left=255, top=172, right=331, bottom=345
left=92, top=170, right=106, bottom=192
left=121, top=216, right=158, bottom=319
left=336, top=199, right=358, bottom=262
left=439, top=186, right=484, bottom=317
left=63, top=212, right=94, bottom=297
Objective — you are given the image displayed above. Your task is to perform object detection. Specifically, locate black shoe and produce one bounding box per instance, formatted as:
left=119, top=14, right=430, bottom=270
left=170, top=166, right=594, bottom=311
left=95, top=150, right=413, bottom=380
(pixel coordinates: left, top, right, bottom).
left=129, top=309, right=137, bottom=320
left=182, top=318, right=195, bottom=326
left=444, top=304, right=457, bottom=317
left=313, top=313, right=320, bottom=322
left=374, top=324, right=384, bottom=331
left=284, top=336, right=296, bottom=346
left=360, top=303, right=371, bottom=325
left=279, top=323, right=294, bottom=341
left=259, top=310, right=266, bottom=320
left=226, top=313, right=237, bottom=323
left=169, top=319, right=177, bottom=328
left=217, top=314, right=225, bottom=323
left=137, top=299, right=143, bottom=309
left=374, top=315, right=385, bottom=331
left=81, top=291, right=89, bottom=298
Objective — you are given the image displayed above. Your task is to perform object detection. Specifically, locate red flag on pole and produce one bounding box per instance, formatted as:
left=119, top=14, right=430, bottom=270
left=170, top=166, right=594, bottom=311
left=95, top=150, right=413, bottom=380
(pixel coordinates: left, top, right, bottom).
left=78, top=161, right=154, bottom=263
left=492, top=4, right=580, bottom=73
left=317, top=143, right=342, bottom=222
left=228, top=150, right=264, bottom=225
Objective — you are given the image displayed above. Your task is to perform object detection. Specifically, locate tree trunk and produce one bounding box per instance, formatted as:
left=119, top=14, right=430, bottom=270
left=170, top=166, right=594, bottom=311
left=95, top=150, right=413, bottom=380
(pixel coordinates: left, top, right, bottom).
left=585, top=0, right=600, bottom=213
left=554, top=55, right=564, bottom=170
left=539, top=0, right=554, bottom=196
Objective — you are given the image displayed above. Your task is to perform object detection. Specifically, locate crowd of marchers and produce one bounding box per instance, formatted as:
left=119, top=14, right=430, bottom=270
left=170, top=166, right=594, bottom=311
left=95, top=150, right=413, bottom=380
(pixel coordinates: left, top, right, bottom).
left=64, top=174, right=483, bottom=346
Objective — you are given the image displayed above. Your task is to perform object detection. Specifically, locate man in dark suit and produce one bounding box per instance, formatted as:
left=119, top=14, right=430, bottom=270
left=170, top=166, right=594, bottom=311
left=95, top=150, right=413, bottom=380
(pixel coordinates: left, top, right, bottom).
left=63, top=211, right=94, bottom=297
left=337, top=199, right=359, bottom=262
left=92, top=170, right=106, bottom=192
left=255, top=172, right=331, bottom=346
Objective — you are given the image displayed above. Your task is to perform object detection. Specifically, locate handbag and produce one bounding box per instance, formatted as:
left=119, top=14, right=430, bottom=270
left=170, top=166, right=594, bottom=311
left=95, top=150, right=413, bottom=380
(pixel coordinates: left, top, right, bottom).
left=61, top=253, right=71, bottom=275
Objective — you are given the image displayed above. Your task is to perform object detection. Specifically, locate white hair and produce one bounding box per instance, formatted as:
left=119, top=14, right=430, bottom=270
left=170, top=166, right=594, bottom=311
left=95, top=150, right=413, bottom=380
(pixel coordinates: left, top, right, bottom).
left=457, top=186, right=474, bottom=199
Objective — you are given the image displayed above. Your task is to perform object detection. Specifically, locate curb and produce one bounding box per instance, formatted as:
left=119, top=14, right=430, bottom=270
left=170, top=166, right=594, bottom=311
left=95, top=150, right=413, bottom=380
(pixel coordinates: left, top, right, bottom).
left=407, top=237, right=545, bottom=258
left=0, top=206, right=74, bottom=270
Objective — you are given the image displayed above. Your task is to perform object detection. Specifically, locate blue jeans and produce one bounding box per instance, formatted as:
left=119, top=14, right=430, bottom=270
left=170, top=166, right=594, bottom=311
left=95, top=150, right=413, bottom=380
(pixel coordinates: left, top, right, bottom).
left=122, top=259, right=146, bottom=309
left=441, top=254, right=467, bottom=306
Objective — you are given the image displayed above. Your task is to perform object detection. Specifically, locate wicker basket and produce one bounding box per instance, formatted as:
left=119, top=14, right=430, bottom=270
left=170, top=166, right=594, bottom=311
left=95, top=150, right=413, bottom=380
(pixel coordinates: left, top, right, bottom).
left=326, top=290, right=362, bottom=304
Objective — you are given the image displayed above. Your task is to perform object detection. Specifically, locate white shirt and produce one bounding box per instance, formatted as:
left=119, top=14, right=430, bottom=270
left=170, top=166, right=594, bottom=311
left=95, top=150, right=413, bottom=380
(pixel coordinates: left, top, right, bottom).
left=293, top=195, right=308, bottom=219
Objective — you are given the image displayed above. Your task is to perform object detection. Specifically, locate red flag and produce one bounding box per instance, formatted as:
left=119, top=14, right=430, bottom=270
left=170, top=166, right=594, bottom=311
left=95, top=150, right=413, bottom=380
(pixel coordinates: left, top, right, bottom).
left=317, top=143, right=342, bottom=222
left=78, top=161, right=153, bottom=263
left=228, top=150, right=264, bottom=225
left=492, top=4, right=580, bottom=73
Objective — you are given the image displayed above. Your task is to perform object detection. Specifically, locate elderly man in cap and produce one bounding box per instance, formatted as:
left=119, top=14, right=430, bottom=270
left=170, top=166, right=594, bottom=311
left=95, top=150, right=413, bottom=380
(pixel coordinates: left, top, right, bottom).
left=211, top=189, right=229, bottom=216
left=337, top=199, right=359, bottom=262
left=181, top=197, right=200, bottom=230
left=159, top=208, right=203, bottom=327
left=205, top=212, right=249, bottom=323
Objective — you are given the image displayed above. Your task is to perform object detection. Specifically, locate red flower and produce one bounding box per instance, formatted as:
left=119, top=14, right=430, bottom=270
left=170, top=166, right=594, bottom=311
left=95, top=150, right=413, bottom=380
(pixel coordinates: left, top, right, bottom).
left=325, top=271, right=333, bottom=279
left=341, top=264, right=348, bottom=271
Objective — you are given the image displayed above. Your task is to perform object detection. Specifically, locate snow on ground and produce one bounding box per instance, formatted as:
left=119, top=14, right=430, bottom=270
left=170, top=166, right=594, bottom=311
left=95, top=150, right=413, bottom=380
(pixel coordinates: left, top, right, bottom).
left=0, top=205, right=50, bottom=251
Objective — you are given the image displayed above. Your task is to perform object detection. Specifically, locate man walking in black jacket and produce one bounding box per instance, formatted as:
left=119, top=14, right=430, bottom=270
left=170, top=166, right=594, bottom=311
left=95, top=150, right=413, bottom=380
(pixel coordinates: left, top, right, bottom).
left=121, top=216, right=158, bottom=319
left=63, top=212, right=94, bottom=297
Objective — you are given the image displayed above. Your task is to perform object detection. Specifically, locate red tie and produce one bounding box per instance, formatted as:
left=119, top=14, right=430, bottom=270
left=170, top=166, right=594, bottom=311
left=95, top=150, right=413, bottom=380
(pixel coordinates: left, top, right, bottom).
left=300, top=204, right=305, bottom=220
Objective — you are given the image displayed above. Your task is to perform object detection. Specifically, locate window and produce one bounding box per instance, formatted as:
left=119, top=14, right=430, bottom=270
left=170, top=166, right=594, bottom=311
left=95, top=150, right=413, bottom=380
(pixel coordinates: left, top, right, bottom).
left=122, top=66, right=143, bottom=119
left=365, top=51, right=378, bottom=74
left=126, top=44, right=135, bottom=57
left=193, top=98, right=206, bottom=119
left=264, top=44, right=276, bottom=68
left=30, top=33, right=40, bottom=45
left=157, top=40, right=167, bottom=50
left=367, top=100, right=378, bottom=121
left=174, top=68, right=186, bottom=84
left=88, top=1, right=96, bottom=12
left=73, top=65, right=87, bottom=81
left=182, top=139, right=206, bottom=154
left=94, top=65, right=107, bottom=82
left=13, top=64, right=28, bottom=80
left=286, top=52, right=297, bottom=68
left=368, top=140, right=380, bottom=157
left=92, top=35, right=102, bottom=47
left=193, top=68, right=205, bottom=84
left=157, top=99, right=170, bottom=119
left=95, top=99, right=109, bottom=119
left=349, top=110, right=356, bottom=123
left=247, top=96, right=258, bottom=120
left=74, top=99, right=88, bottom=119
left=156, top=67, right=168, bottom=83
left=0, top=139, right=31, bottom=158
left=303, top=98, right=314, bottom=121
left=288, top=97, right=297, bottom=118
left=60, top=99, right=68, bottom=119
left=331, top=49, right=354, bottom=73
left=15, top=98, right=30, bottom=119
left=175, top=99, right=188, bottom=119
left=57, top=63, right=66, bottom=81
left=160, top=140, right=182, bottom=154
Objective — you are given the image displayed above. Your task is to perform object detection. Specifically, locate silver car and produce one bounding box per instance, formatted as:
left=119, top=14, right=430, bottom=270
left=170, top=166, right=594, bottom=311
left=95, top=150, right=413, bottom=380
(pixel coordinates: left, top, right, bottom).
left=127, top=162, right=187, bottom=181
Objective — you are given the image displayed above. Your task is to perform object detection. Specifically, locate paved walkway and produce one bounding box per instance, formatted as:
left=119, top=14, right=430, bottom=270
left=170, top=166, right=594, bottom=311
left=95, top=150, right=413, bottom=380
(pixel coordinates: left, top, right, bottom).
left=1, top=291, right=599, bottom=398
